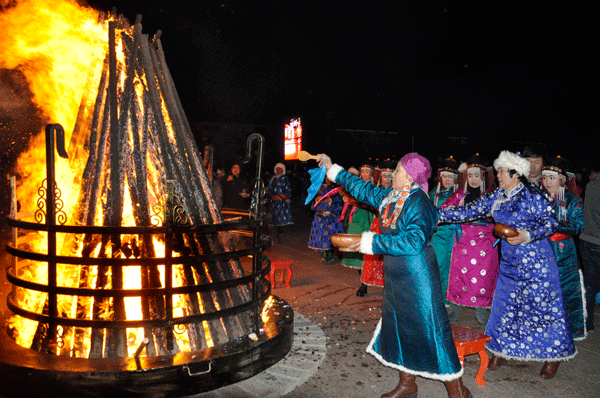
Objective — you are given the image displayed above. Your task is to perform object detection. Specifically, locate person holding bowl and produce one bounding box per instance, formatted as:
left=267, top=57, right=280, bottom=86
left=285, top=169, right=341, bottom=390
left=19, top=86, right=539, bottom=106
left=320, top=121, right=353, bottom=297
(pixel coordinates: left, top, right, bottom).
left=319, top=153, right=470, bottom=398
left=437, top=150, right=576, bottom=379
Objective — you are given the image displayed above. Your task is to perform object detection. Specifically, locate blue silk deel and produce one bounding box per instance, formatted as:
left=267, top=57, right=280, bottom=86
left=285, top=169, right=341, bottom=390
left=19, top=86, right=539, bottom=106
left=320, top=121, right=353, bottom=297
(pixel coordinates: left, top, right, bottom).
left=333, top=168, right=463, bottom=381
left=304, top=166, right=327, bottom=205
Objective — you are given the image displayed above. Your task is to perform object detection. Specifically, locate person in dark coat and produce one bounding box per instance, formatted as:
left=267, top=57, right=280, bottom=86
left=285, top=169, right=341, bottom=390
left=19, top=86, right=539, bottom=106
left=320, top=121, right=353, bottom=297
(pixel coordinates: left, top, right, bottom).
left=222, top=163, right=251, bottom=211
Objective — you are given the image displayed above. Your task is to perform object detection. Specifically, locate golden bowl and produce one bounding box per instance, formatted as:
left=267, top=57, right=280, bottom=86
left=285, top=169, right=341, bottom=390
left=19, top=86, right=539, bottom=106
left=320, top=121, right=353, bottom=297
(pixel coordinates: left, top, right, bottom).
left=331, top=233, right=361, bottom=252
left=493, top=223, right=519, bottom=239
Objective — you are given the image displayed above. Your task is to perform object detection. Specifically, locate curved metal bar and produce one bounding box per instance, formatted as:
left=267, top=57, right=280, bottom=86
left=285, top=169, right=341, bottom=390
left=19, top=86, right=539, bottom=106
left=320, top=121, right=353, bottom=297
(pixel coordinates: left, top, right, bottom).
left=7, top=287, right=271, bottom=329
left=46, top=124, right=69, bottom=159
left=5, top=215, right=260, bottom=234
left=6, top=263, right=271, bottom=298
left=5, top=242, right=263, bottom=266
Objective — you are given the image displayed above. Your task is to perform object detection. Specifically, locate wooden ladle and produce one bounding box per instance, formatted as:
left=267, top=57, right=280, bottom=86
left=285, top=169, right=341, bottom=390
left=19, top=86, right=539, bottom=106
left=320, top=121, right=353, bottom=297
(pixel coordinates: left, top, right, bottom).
left=298, top=151, right=320, bottom=162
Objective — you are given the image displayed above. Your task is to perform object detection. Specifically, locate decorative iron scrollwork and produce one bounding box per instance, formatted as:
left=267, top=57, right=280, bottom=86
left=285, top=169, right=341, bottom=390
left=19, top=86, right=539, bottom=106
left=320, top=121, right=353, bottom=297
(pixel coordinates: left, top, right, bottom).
left=56, top=325, right=65, bottom=348
left=35, top=178, right=67, bottom=225
left=173, top=204, right=187, bottom=225
left=150, top=181, right=188, bottom=226
left=150, top=202, right=164, bottom=226
left=174, top=323, right=187, bottom=335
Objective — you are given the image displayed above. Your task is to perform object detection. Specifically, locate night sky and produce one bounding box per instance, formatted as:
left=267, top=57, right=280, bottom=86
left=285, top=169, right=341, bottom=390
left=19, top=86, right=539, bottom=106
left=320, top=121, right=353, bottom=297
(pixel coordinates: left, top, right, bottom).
left=3, top=0, right=598, bottom=170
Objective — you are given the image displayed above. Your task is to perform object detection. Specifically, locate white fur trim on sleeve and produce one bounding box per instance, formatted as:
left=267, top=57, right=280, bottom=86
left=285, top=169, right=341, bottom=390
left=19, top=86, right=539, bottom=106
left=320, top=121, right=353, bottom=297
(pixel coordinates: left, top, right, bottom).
left=360, top=231, right=375, bottom=255
left=327, top=164, right=343, bottom=182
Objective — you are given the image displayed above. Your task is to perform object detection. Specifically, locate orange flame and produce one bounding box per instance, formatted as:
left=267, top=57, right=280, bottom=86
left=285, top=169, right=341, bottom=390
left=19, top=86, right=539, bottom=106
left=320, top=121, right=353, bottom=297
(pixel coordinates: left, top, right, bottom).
left=1, top=0, right=219, bottom=357
left=1, top=0, right=107, bottom=219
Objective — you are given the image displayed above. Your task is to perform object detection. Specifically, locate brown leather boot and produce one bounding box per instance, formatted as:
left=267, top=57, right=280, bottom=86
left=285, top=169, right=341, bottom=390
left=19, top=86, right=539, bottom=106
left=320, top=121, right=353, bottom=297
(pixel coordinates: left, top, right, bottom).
left=488, top=354, right=503, bottom=370
left=381, top=371, right=418, bottom=398
left=444, top=377, right=472, bottom=398
left=540, top=361, right=560, bottom=379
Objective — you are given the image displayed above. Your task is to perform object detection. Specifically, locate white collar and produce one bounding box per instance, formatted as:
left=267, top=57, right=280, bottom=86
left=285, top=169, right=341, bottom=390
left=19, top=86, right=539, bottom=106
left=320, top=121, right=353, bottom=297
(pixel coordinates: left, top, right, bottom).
left=505, top=182, right=524, bottom=197
left=493, top=183, right=524, bottom=213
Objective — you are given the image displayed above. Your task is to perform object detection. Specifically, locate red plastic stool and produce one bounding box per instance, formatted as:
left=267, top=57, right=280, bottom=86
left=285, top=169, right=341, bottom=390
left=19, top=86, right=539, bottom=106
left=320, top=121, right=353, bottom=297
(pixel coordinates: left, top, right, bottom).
left=266, top=257, right=293, bottom=288
left=452, top=325, right=492, bottom=386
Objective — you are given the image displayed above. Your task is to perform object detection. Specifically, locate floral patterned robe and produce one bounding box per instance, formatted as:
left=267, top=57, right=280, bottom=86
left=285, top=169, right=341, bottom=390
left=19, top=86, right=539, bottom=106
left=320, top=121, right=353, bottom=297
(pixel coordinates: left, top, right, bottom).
left=438, top=183, right=576, bottom=362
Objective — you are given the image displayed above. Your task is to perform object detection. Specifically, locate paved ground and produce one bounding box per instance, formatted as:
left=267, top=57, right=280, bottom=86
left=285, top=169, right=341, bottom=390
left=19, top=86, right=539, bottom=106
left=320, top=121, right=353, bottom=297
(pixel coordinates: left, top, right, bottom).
left=195, top=203, right=600, bottom=398
left=1, top=202, right=598, bottom=398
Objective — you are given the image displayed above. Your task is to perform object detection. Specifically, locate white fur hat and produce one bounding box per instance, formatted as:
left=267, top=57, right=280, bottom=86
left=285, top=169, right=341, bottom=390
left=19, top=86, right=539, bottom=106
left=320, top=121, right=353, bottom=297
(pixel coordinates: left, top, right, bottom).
left=493, top=150, right=530, bottom=177
left=274, top=163, right=286, bottom=175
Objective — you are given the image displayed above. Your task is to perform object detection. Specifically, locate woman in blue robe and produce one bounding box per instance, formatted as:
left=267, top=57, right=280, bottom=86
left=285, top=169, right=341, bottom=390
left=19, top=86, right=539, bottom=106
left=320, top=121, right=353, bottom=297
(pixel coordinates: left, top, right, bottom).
left=308, top=183, right=343, bottom=263
left=541, top=157, right=587, bottom=340
left=319, top=153, right=470, bottom=398
left=268, top=163, right=294, bottom=229
left=438, top=151, right=576, bottom=380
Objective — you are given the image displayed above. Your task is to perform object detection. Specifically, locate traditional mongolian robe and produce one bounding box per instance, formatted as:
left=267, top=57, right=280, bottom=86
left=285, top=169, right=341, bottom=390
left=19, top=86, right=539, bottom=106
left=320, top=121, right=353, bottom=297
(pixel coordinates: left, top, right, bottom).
left=331, top=166, right=462, bottom=381
left=429, top=187, right=455, bottom=304
left=308, top=185, right=343, bottom=251
left=440, top=188, right=499, bottom=308
left=341, top=206, right=375, bottom=269
left=269, top=174, right=294, bottom=226
left=548, top=191, right=587, bottom=340
left=361, top=217, right=385, bottom=287
left=439, top=183, right=577, bottom=362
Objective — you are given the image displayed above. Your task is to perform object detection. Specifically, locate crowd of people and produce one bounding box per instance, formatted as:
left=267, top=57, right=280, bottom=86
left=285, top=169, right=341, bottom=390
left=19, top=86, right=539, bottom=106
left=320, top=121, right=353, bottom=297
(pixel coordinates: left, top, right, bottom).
left=212, top=146, right=599, bottom=398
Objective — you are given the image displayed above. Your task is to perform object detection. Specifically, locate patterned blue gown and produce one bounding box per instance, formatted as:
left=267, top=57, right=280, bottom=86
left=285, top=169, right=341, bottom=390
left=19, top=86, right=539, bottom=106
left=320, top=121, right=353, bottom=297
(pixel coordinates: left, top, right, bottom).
left=269, top=175, right=294, bottom=226
left=439, top=183, right=577, bottom=362
left=549, top=191, right=587, bottom=340
left=333, top=169, right=463, bottom=381
left=308, top=185, right=343, bottom=251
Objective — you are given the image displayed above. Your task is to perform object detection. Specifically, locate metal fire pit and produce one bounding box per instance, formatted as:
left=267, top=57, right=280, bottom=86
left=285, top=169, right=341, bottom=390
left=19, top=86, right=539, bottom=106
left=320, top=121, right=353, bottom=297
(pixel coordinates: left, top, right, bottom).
left=0, top=127, right=293, bottom=397
left=1, top=204, right=292, bottom=398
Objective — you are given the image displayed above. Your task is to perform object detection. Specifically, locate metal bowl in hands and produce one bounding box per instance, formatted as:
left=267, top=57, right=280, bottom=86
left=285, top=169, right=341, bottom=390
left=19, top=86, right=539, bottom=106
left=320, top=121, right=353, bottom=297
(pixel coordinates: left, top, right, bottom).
left=493, top=223, right=519, bottom=240
left=331, top=233, right=361, bottom=252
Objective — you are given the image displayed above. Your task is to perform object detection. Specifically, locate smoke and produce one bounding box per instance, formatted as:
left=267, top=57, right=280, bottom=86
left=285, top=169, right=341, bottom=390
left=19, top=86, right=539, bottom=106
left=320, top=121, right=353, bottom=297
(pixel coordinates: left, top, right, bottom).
left=0, top=69, right=43, bottom=229
left=0, top=69, right=42, bottom=166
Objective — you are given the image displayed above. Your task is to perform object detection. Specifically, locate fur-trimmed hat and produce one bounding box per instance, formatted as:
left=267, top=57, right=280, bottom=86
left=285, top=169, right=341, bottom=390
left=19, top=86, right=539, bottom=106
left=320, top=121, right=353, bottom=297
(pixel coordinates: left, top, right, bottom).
left=542, top=155, right=576, bottom=221
left=274, top=162, right=286, bottom=175
left=493, top=150, right=530, bottom=177
left=379, top=158, right=397, bottom=174
left=543, top=156, right=572, bottom=177
left=465, top=153, right=489, bottom=171
left=437, top=156, right=460, bottom=174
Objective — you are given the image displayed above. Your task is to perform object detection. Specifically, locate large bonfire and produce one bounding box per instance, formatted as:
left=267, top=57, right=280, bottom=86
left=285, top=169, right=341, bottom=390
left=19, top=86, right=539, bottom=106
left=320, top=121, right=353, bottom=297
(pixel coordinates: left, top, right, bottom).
left=1, top=0, right=257, bottom=359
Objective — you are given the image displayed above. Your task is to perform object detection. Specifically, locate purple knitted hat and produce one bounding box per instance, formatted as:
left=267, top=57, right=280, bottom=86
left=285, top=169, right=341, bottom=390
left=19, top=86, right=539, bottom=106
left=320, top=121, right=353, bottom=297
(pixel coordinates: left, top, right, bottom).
left=400, top=152, right=432, bottom=192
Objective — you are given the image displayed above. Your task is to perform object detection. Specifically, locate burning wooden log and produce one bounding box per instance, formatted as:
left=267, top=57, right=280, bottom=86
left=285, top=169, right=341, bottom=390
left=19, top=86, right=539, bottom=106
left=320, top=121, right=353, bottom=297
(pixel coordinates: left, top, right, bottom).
left=23, top=12, right=254, bottom=359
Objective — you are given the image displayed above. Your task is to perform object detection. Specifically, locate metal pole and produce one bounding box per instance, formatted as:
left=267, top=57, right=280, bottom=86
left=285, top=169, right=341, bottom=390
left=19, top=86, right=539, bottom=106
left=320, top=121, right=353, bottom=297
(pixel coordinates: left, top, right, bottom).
left=241, top=133, right=265, bottom=333
left=44, top=123, right=68, bottom=348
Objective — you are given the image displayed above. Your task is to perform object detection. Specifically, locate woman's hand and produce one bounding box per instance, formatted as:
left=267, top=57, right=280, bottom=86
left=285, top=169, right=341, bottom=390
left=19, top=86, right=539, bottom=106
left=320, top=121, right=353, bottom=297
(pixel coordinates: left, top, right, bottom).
left=506, top=230, right=528, bottom=245
left=317, top=154, right=332, bottom=170
left=347, top=240, right=361, bottom=252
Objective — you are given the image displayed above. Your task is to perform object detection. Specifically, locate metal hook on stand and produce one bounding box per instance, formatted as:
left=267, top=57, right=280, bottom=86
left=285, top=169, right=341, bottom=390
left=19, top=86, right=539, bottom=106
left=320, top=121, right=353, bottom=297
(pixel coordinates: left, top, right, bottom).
left=241, top=133, right=266, bottom=334
left=45, top=123, right=69, bottom=225
left=241, top=133, right=265, bottom=220
left=44, top=123, right=69, bottom=348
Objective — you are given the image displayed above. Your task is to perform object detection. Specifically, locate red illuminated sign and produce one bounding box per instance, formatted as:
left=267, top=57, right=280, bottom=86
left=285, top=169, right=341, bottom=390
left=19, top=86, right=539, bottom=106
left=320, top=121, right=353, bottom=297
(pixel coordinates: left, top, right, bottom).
left=284, top=118, right=302, bottom=160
